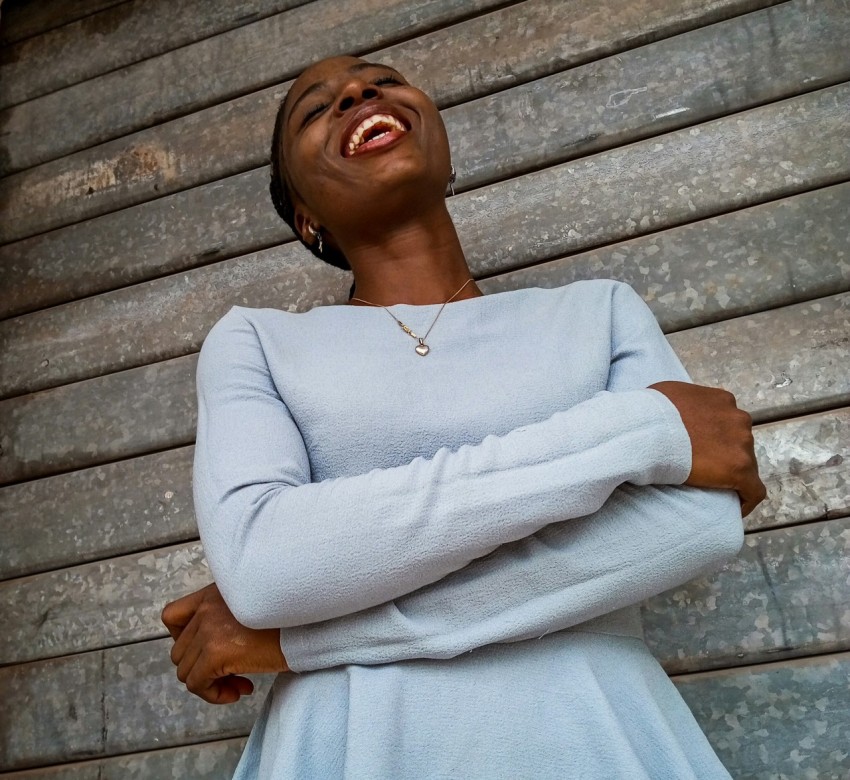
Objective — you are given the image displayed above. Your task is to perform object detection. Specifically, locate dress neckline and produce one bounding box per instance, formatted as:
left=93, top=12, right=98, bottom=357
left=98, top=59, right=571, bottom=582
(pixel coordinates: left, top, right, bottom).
left=337, top=284, right=544, bottom=312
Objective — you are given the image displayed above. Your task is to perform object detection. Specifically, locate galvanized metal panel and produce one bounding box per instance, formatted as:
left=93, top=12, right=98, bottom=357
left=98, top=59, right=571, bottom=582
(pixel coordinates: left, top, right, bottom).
left=644, top=517, right=850, bottom=673
left=459, top=83, right=850, bottom=278
left=480, top=182, right=850, bottom=333
left=0, top=0, right=510, bottom=178
left=1, top=739, right=246, bottom=779
left=0, top=0, right=128, bottom=46
left=0, top=352, right=199, bottom=484
left=668, top=293, right=850, bottom=423
left=0, top=541, right=210, bottom=663
left=0, top=638, right=271, bottom=771
left=2, top=85, right=849, bottom=397
left=675, top=652, right=850, bottom=780
left=0, top=648, right=105, bottom=769
left=0, top=447, right=197, bottom=580
left=747, top=409, right=850, bottom=532
left=449, top=0, right=850, bottom=191
left=0, top=0, right=799, bottom=242
left=0, top=0, right=311, bottom=110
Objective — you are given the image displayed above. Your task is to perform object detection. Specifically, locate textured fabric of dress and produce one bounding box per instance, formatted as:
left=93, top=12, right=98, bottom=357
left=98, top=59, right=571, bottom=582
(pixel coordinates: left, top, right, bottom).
left=192, top=278, right=744, bottom=779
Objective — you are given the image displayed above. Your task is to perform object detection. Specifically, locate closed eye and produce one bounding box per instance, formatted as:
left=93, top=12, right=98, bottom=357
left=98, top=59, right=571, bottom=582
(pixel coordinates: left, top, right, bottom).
left=300, top=75, right=403, bottom=127
left=303, top=103, right=328, bottom=123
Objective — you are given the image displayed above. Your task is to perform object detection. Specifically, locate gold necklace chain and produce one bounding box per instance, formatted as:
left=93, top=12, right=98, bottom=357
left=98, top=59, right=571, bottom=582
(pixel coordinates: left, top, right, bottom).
left=350, top=278, right=475, bottom=356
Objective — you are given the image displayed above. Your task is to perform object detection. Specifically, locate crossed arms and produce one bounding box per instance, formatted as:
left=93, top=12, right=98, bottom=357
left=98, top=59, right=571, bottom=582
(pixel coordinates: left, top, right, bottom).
left=164, top=282, right=755, bottom=698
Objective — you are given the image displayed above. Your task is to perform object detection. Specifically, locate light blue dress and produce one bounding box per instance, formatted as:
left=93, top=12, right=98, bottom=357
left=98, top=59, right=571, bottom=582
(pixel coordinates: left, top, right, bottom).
left=192, top=279, right=742, bottom=778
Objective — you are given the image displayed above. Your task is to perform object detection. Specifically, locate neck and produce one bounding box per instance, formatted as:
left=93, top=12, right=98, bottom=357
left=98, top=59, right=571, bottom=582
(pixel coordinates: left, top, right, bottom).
left=339, top=201, right=483, bottom=306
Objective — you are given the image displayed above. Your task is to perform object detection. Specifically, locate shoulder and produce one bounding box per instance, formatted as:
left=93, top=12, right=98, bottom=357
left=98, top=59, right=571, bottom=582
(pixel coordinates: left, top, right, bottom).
left=552, top=277, right=636, bottom=306
left=551, top=278, right=650, bottom=327
left=200, top=306, right=252, bottom=356
left=569, top=279, right=659, bottom=330
left=201, top=304, right=293, bottom=352
left=196, top=306, right=272, bottom=384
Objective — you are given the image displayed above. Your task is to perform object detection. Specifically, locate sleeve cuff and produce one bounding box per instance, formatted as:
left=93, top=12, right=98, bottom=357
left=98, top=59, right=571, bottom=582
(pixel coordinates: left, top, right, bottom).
left=280, top=627, right=313, bottom=674
left=642, top=388, right=693, bottom=485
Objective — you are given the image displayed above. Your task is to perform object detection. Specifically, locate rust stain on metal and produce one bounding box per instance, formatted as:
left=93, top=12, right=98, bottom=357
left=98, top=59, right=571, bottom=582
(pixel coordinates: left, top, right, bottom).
left=25, top=144, right=177, bottom=208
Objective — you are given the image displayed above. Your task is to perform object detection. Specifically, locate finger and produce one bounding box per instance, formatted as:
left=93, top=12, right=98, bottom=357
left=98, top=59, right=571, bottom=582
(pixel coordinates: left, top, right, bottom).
left=170, top=615, right=200, bottom=667
left=203, top=678, right=242, bottom=705
left=161, top=590, right=206, bottom=635
left=228, top=675, right=255, bottom=696
left=185, top=651, right=217, bottom=699
left=176, top=633, right=204, bottom=684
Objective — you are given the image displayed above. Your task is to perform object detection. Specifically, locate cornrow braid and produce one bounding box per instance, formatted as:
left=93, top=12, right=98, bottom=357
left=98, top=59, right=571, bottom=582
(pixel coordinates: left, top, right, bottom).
left=269, top=86, right=356, bottom=299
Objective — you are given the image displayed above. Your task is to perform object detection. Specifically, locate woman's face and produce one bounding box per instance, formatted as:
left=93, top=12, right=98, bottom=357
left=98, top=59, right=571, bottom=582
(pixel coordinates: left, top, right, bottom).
left=280, top=55, right=452, bottom=250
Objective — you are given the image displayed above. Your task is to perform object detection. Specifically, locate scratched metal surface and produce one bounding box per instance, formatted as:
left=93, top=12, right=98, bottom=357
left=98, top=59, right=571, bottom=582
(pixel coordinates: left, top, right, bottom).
left=643, top=516, right=850, bottom=673
left=0, top=638, right=271, bottom=771
left=746, top=408, right=850, bottom=532
left=0, top=0, right=309, bottom=110
left=0, top=0, right=793, bottom=241
left=0, top=1, right=842, bottom=320
left=675, top=652, right=850, bottom=780
left=0, top=739, right=246, bottom=780
left=0, top=447, right=197, bottom=581
left=480, top=181, right=850, bottom=333
left=0, top=0, right=509, bottom=178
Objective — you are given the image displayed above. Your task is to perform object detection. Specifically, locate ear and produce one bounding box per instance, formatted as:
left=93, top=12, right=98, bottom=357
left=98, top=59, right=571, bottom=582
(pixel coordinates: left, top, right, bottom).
left=293, top=208, right=315, bottom=244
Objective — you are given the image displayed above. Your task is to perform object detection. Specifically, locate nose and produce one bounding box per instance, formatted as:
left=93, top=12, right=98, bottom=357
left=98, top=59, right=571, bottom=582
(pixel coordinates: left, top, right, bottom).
left=334, top=78, right=381, bottom=114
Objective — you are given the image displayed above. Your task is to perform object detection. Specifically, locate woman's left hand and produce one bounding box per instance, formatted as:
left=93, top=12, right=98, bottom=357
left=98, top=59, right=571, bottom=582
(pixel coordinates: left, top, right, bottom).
left=161, top=582, right=290, bottom=704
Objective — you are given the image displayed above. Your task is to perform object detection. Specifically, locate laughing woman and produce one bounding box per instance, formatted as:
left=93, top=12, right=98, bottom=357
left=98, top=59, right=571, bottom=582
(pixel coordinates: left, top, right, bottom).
left=162, top=55, right=765, bottom=779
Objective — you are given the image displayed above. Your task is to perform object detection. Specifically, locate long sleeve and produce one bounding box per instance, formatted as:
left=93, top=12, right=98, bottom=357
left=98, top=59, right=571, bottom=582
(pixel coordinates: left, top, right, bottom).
left=276, top=281, right=744, bottom=672
left=192, top=290, right=694, bottom=632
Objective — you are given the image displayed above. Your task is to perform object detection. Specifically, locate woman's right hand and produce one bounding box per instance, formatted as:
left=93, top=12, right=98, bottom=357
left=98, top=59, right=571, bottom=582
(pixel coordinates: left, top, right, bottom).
left=648, top=381, right=767, bottom=517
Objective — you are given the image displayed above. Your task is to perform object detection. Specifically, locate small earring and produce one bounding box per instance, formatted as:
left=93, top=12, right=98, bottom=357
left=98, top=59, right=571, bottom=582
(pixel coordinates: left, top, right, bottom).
left=447, top=164, right=456, bottom=197
left=307, top=224, right=323, bottom=254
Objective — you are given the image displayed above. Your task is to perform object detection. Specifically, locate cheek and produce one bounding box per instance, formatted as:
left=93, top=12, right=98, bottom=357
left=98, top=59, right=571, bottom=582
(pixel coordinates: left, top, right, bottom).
left=287, top=134, right=337, bottom=194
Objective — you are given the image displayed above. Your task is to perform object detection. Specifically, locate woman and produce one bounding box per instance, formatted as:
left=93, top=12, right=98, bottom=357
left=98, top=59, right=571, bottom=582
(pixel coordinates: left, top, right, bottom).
left=163, top=55, right=766, bottom=778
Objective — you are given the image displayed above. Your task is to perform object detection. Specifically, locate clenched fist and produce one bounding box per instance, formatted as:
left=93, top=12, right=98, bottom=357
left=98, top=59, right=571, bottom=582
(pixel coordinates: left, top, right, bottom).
left=161, top=583, right=290, bottom=704
left=649, top=381, right=767, bottom=517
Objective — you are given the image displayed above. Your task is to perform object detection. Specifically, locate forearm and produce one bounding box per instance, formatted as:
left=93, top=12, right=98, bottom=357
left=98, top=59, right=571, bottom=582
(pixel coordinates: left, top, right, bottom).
left=196, top=379, right=691, bottom=630
left=279, top=482, right=743, bottom=672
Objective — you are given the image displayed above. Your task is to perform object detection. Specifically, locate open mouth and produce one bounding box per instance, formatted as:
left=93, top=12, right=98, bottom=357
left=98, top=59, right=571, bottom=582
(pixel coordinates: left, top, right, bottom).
left=342, top=113, right=411, bottom=158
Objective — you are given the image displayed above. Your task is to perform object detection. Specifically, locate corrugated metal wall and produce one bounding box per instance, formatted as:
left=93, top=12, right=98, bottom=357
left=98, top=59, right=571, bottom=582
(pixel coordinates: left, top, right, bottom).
left=1, top=0, right=848, bottom=776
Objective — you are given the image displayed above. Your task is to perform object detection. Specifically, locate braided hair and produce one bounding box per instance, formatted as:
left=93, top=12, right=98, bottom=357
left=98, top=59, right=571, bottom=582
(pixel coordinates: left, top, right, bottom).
left=269, top=86, right=357, bottom=299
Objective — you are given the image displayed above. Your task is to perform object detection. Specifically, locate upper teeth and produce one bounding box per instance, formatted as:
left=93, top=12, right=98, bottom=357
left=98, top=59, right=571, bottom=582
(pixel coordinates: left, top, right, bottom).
left=346, top=114, right=407, bottom=155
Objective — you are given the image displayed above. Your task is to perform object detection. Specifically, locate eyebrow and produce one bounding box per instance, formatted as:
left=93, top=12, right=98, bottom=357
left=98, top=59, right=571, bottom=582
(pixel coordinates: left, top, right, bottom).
left=287, top=62, right=398, bottom=124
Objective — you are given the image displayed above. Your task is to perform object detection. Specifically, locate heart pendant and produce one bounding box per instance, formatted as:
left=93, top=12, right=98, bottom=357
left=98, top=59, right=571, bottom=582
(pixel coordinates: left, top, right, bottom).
left=415, top=343, right=430, bottom=356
